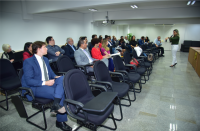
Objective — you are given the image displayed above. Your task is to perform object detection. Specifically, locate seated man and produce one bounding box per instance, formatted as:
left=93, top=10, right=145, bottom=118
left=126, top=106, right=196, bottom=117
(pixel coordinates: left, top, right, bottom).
left=63, top=37, right=76, bottom=63
left=138, top=36, right=145, bottom=46
left=74, top=39, right=97, bottom=73
left=105, top=35, right=113, bottom=47
left=46, top=36, right=65, bottom=62
left=154, top=36, right=164, bottom=57
left=88, top=35, right=97, bottom=52
left=124, top=36, right=129, bottom=44
left=21, top=41, right=71, bottom=131
left=112, top=36, right=119, bottom=47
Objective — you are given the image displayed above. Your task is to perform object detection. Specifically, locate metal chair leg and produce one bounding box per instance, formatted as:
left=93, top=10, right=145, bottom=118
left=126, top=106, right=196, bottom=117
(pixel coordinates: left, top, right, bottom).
left=0, top=91, right=10, bottom=111
left=100, top=113, right=117, bottom=130
left=26, top=105, right=48, bottom=130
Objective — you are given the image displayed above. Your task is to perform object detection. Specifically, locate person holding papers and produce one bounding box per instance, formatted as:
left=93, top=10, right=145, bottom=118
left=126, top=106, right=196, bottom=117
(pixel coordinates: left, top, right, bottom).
left=91, top=38, right=109, bottom=67
left=100, top=39, right=114, bottom=71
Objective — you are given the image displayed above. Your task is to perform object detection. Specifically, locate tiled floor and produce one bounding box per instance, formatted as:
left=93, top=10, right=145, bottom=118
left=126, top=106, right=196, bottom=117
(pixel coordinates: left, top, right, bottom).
left=0, top=51, right=200, bottom=131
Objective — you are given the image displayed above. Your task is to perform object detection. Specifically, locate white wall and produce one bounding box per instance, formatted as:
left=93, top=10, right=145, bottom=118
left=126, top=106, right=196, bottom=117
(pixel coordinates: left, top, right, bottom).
left=92, top=23, right=200, bottom=43
left=0, top=1, right=84, bottom=53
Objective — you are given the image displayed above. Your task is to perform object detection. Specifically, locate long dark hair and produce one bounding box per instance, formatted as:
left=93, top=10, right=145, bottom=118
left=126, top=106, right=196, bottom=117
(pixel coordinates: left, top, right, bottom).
left=24, top=42, right=33, bottom=55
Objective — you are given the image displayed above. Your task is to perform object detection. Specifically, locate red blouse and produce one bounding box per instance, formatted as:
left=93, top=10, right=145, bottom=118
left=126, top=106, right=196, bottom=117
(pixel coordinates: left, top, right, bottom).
left=23, top=52, right=33, bottom=61
left=91, top=47, right=103, bottom=60
left=99, top=43, right=102, bottom=48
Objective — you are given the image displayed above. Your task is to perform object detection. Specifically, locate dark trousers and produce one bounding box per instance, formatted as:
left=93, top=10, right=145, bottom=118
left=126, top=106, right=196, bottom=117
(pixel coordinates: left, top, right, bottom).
left=108, top=58, right=114, bottom=72
left=34, top=76, right=67, bottom=122
left=157, top=47, right=164, bottom=55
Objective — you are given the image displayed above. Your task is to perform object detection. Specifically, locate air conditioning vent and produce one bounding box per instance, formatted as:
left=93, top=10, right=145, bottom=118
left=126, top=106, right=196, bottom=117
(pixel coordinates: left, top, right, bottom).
left=154, top=24, right=174, bottom=26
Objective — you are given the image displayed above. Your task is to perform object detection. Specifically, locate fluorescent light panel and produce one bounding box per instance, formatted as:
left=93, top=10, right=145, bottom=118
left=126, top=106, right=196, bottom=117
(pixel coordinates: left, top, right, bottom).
left=131, top=5, right=138, bottom=9
left=191, top=1, right=195, bottom=5
left=89, top=9, right=97, bottom=11
left=187, top=1, right=191, bottom=5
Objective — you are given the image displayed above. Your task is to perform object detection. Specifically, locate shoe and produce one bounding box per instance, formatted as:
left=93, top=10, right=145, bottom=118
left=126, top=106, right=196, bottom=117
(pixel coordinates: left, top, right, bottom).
left=161, top=54, right=164, bottom=57
left=56, top=121, right=72, bottom=131
left=169, top=65, right=174, bottom=67
left=173, top=63, right=177, bottom=66
left=50, top=103, right=66, bottom=114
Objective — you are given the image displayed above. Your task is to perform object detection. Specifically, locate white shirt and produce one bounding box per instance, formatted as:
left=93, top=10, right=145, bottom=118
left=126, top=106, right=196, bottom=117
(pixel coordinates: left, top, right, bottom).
left=134, top=47, right=143, bottom=57
left=124, top=39, right=129, bottom=44
left=108, top=41, right=112, bottom=46
left=35, top=54, right=49, bottom=85
left=80, top=48, right=93, bottom=63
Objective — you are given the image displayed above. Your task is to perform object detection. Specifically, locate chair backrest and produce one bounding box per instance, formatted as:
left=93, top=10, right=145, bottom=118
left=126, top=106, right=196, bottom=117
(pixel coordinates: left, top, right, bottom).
left=56, top=55, right=75, bottom=72
left=63, top=69, right=94, bottom=112
left=183, top=40, right=192, bottom=46
left=0, top=59, right=18, bottom=80
left=123, top=51, right=132, bottom=64
left=113, top=55, right=126, bottom=71
left=93, top=61, right=112, bottom=82
left=14, top=51, right=23, bottom=62
left=132, top=49, right=138, bottom=59
left=61, top=45, right=65, bottom=50
left=19, top=69, right=23, bottom=80
left=192, top=41, right=200, bottom=47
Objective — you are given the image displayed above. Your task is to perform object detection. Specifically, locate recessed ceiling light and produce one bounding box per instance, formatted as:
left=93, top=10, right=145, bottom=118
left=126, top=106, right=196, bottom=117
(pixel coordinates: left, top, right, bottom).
left=130, top=5, right=135, bottom=8
left=134, top=5, right=138, bottom=8
left=187, top=1, right=191, bottom=5
left=191, top=1, right=195, bottom=5
left=131, top=5, right=138, bottom=9
left=89, top=9, right=97, bottom=11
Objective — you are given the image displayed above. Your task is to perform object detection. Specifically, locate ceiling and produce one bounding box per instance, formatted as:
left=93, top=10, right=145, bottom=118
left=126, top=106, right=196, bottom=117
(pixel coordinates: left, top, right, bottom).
left=46, top=1, right=200, bottom=14
left=1, top=0, right=200, bottom=14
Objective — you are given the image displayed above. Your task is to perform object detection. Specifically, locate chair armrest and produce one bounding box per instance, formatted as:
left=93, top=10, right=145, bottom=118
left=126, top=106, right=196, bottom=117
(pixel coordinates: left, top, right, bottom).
left=115, top=70, right=129, bottom=76
left=139, top=56, right=146, bottom=58
left=94, top=81, right=113, bottom=91
left=65, top=99, right=84, bottom=108
left=75, top=65, right=88, bottom=74
left=125, top=64, right=137, bottom=72
left=89, top=84, right=107, bottom=92
left=64, top=99, right=85, bottom=122
left=57, top=72, right=67, bottom=75
left=109, top=71, right=125, bottom=82
left=19, top=87, right=35, bottom=100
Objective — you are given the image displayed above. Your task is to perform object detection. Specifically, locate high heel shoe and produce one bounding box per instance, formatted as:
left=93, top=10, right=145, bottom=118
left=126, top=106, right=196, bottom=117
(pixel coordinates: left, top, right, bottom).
left=173, top=63, right=177, bottom=66
left=170, top=65, right=174, bottom=67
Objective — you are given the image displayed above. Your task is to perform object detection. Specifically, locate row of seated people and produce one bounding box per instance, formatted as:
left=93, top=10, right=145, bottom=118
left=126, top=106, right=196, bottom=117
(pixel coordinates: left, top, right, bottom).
left=0, top=37, right=160, bottom=130
left=0, top=34, right=164, bottom=67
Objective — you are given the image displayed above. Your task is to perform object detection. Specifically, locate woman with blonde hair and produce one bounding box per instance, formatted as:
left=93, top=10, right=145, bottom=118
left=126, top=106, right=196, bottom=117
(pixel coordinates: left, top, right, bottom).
left=100, top=39, right=114, bottom=71
left=1, top=44, right=15, bottom=63
left=165, top=29, right=180, bottom=67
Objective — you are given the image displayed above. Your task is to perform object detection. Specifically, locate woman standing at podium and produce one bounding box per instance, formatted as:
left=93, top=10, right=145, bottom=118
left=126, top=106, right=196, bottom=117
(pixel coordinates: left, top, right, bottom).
left=165, top=29, right=180, bottom=67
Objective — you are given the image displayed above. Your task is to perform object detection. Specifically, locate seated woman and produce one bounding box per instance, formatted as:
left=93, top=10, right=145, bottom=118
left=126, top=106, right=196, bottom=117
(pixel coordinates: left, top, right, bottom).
left=23, top=42, right=33, bottom=61
left=144, top=36, right=150, bottom=44
left=91, top=38, right=109, bottom=67
left=143, top=36, right=150, bottom=50
left=1, top=44, right=15, bottom=63
left=100, top=40, right=114, bottom=72
left=130, top=35, right=138, bottom=48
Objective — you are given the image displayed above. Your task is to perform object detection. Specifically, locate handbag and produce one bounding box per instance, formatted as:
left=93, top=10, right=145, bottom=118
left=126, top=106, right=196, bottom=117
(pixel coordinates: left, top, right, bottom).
left=148, top=53, right=154, bottom=61
left=130, top=58, right=139, bottom=67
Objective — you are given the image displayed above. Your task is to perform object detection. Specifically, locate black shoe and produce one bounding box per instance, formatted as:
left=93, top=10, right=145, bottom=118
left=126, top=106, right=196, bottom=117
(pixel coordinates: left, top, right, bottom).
left=173, top=63, right=177, bottom=66
left=170, top=65, right=174, bottom=67
left=50, top=103, right=66, bottom=114
left=161, top=54, right=164, bottom=57
left=56, top=121, right=72, bottom=131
